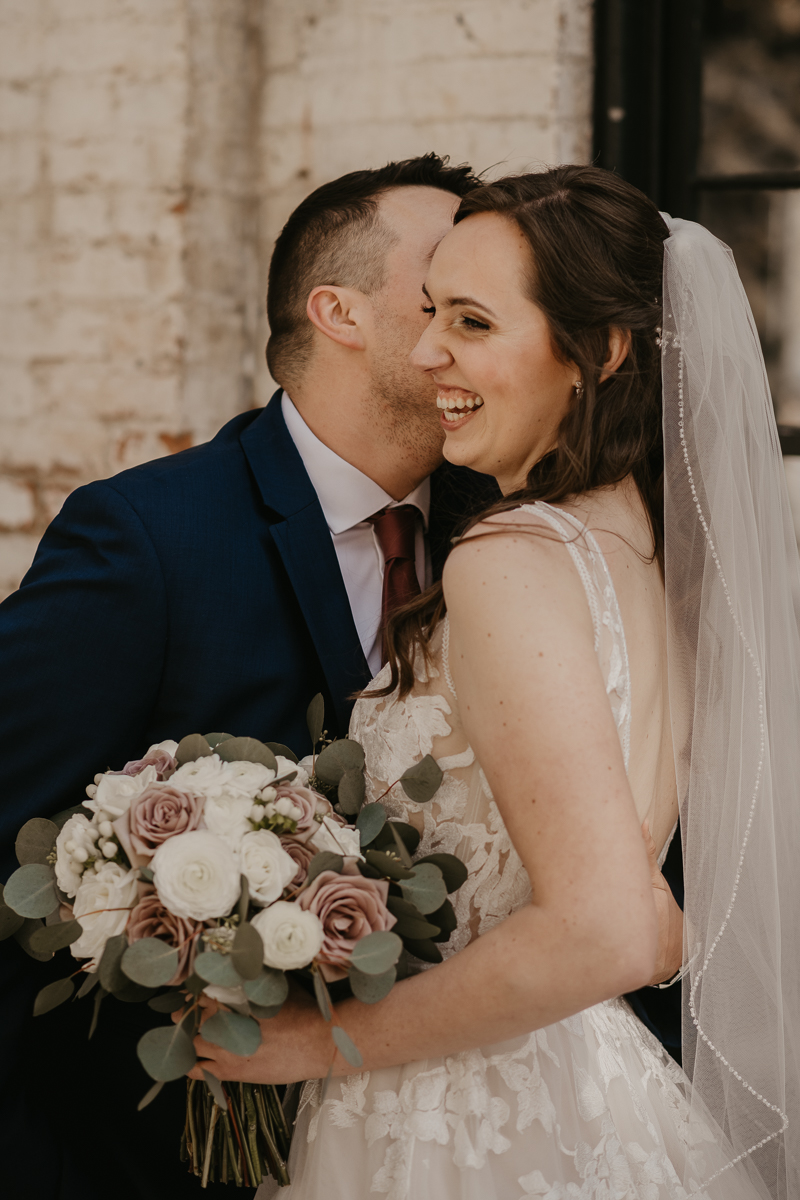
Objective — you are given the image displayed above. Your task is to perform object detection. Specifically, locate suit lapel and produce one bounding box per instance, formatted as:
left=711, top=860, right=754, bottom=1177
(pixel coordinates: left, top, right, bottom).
left=240, top=393, right=371, bottom=734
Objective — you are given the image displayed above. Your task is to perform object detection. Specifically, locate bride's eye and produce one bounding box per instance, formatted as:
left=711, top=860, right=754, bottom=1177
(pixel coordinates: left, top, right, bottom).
left=421, top=304, right=436, bottom=316
left=461, top=315, right=490, bottom=331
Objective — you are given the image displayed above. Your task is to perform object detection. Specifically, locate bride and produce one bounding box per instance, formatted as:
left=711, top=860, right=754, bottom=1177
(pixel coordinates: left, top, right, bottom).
left=195, top=167, right=800, bottom=1199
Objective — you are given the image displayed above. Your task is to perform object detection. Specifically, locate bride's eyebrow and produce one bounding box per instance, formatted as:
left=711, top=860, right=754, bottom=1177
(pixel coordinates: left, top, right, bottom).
left=421, top=283, right=497, bottom=317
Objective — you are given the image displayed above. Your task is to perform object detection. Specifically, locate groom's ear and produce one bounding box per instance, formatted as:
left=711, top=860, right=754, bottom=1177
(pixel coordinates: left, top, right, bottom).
left=306, top=285, right=368, bottom=351
left=599, top=327, right=630, bottom=382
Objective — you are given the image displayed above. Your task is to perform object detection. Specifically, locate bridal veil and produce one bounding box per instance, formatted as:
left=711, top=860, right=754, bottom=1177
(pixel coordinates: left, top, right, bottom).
left=661, top=215, right=800, bottom=1198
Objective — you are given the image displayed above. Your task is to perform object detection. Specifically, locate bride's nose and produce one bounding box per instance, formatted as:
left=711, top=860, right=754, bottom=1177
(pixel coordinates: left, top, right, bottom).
left=410, top=325, right=453, bottom=374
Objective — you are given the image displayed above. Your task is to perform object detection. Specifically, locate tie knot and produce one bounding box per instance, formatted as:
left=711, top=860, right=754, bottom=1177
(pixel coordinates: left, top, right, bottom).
left=369, top=505, right=420, bottom=564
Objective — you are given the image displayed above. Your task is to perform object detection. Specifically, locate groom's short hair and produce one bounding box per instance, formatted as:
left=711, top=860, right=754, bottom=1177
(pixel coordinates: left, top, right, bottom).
left=266, top=153, right=480, bottom=386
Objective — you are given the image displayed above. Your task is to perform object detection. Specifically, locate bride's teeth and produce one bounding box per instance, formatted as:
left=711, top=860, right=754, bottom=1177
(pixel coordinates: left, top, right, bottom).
left=466, top=397, right=474, bottom=409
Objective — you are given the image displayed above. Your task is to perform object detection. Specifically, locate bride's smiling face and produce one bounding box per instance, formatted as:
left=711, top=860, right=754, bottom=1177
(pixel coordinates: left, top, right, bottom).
left=410, top=212, right=577, bottom=494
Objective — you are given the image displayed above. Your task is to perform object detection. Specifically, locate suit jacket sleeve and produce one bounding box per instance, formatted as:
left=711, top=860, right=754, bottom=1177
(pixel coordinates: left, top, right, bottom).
left=0, top=480, right=167, bottom=874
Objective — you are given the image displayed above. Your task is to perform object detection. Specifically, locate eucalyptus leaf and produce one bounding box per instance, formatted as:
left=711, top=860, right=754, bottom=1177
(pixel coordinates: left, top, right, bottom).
left=403, top=937, right=444, bottom=965
left=243, top=967, right=288, bottom=1009
left=137, top=1079, right=166, bottom=1111
left=385, top=896, right=440, bottom=940
left=348, top=964, right=396, bottom=1004
left=139, top=867, right=154, bottom=884
left=332, top=1025, right=363, bottom=1068
left=314, top=739, right=365, bottom=787
left=306, top=693, right=325, bottom=747
left=76, top=971, right=100, bottom=1000
left=337, top=768, right=365, bottom=815
left=371, top=820, right=421, bottom=857
left=237, top=874, right=250, bottom=925
left=137, top=1021, right=197, bottom=1081
left=175, top=733, right=213, bottom=766
left=13, top=917, right=52, bottom=961
left=355, top=803, right=386, bottom=847
left=205, top=732, right=233, bottom=749
left=363, top=849, right=415, bottom=881
left=88, top=986, right=106, bottom=1039
left=15, top=817, right=59, bottom=866
left=3, top=863, right=58, bottom=918
left=98, top=933, right=129, bottom=994
left=33, top=976, right=74, bottom=1016
left=115, top=980, right=158, bottom=1003
left=305, top=852, right=344, bottom=885
left=388, top=822, right=413, bottom=869
left=429, top=897, right=457, bottom=943
left=265, top=742, right=299, bottom=764
left=350, top=930, right=403, bottom=976
left=248, top=1001, right=284, bottom=1019
left=29, top=918, right=82, bottom=954
left=216, top=738, right=277, bottom=772
left=313, top=970, right=332, bottom=1022
left=203, top=1010, right=262, bottom=1057
left=183, top=972, right=205, bottom=995
left=231, top=921, right=264, bottom=981
left=356, top=859, right=383, bottom=880
left=0, top=902, right=24, bottom=941
left=414, top=853, right=468, bottom=894
left=122, top=938, right=180, bottom=987
left=399, top=754, right=443, bottom=803
left=194, top=950, right=242, bottom=988
left=400, top=863, right=448, bottom=915
left=148, top=989, right=187, bottom=1014
left=202, top=1069, right=229, bottom=1111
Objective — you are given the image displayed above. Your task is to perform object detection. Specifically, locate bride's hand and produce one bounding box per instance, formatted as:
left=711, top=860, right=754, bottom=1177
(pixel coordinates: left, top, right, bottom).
left=642, top=820, right=683, bottom=986
left=185, top=982, right=332, bottom=1085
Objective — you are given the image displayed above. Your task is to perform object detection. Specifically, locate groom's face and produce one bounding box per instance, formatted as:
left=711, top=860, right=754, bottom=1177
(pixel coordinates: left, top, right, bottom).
left=363, top=186, right=460, bottom=469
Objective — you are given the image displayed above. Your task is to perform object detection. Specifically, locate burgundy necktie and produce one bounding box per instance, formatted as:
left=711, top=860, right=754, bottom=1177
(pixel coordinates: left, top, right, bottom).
left=369, top=505, right=422, bottom=663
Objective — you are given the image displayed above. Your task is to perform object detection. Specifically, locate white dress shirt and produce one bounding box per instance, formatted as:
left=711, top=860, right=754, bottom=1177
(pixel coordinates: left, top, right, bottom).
left=282, top=393, right=431, bottom=675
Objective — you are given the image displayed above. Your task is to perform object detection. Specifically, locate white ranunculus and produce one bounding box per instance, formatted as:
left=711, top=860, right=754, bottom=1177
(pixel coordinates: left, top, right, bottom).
left=223, top=761, right=276, bottom=797
left=70, top=862, right=139, bottom=969
left=171, top=754, right=229, bottom=797
left=55, top=812, right=98, bottom=898
left=86, top=765, right=158, bottom=818
left=310, top=816, right=362, bottom=859
left=296, top=756, right=314, bottom=785
left=251, top=901, right=323, bottom=970
left=275, top=756, right=309, bottom=787
left=239, top=830, right=297, bottom=905
left=202, top=793, right=254, bottom=850
left=151, top=830, right=240, bottom=921
left=150, top=739, right=178, bottom=757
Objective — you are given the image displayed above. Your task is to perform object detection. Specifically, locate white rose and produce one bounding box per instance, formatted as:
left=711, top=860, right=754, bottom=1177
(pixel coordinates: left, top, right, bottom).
left=149, top=739, right=178, bottom=757
left=151, top=830, right=240, bottom=921
left=70, top=862, right=138, bottom=969
left=239, top=830, right=297, bottom=905
left=310, top=816, right=362, bottom=859
left=86, top=765, right=158, bottom=818
left=275, top=756, right=309, bottom=787
left=296, top=756, right=314, bottom=784
left=172, top=754, right=229, bottom=797
left=251, top=901, right=323, bottom=970
left=202, top=793, right=254, bottom=850
left=55, top=813, right=97, bottom=898
left=223, top=761, right=276, bottom=797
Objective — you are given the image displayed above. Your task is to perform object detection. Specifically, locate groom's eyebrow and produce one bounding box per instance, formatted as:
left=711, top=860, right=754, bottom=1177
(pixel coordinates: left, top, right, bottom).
left=422, top=283, right=497, bottom=317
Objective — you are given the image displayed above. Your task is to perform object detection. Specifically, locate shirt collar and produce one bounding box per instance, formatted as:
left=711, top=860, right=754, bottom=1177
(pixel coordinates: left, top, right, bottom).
left=281, top=392, right=430, bottom=534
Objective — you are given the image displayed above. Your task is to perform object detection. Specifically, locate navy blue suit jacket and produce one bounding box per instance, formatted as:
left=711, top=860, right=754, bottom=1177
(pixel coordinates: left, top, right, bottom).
left=0, top=391, right=681, bottom=1198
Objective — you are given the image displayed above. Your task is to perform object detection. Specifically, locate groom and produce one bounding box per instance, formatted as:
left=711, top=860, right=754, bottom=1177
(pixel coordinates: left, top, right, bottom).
left=0, top=153, right=493, bottom=1200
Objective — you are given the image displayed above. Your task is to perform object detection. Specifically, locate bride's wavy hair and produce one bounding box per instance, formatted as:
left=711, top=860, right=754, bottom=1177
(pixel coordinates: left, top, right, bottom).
left=378, top=165, right=670, bottom=699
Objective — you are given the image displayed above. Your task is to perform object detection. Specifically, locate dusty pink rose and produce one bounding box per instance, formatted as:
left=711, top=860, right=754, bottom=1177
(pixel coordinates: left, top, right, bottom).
left=298, top=868, right=396, bottom=982
left=127, top=889, right=202, bottom=985
left=275, top=784, right=332, bottom=840
left=280, top=836, right=316, bottom=886
left=114, top=784, right=204, bottom=867
left=117, top=749, right=177, bottom=781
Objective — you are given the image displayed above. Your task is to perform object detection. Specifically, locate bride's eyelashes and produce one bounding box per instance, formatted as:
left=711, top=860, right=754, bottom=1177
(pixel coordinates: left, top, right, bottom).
left=460, top=314, right=491, bottom=331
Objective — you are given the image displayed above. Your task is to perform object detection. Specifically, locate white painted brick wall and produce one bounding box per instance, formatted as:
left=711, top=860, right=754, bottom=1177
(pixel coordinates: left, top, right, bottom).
left=0, top=0, right=593, bottom=596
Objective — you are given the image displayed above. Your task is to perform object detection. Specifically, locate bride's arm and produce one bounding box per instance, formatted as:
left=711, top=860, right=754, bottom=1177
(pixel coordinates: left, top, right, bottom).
left=191, top=527, right=659, bottom=1084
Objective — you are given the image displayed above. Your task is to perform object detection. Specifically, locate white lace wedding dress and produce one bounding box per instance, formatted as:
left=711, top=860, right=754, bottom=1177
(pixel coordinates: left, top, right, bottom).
left=259, top=503, right=765, bottom=1200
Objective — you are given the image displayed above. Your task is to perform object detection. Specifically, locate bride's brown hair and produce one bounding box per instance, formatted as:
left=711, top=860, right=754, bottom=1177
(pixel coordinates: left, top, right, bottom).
left=377, top=165, right=670, bottom=699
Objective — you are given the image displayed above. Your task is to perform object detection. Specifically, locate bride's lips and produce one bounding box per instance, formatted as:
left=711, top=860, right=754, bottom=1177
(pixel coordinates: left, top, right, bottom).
left=436, top=386, right=484, bottom=431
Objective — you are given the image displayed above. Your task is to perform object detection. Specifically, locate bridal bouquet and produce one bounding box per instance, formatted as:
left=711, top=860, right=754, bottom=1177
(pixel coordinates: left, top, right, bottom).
left=0, top=696, right=466, bottom=1188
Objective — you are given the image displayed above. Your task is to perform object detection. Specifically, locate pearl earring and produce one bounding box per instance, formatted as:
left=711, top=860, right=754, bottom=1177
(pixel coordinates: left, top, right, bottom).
left=574, top=379, right=584, bottom=400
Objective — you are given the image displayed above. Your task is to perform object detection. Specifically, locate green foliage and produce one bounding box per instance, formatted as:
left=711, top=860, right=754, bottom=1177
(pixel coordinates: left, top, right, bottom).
left=121, top=937, right=180, bottom=987
left=388, top=822, right=413, bottom=868
left=137, top=1080, right=166, bottom=1111
left=88, top=986, right=106, bottom=1039
left=337, top=769, right=365, bottom=815
left=348, top=964, right=396, bottom=1004
left=194, top=950, right=242, bottom=988
left=0, top=883, right=24, bottom=940
left=265, top=743, right=299, bottom=764
left=414, top=853, right=468, bottom=893
left=3, top=863, right=58, bottom=918
left=29, top=918, right=82, bottom=954
left=332, top=1026, right=363, bottom=1068
left=306, top=694, right=325, bottom=747
left=355, top=803, right=386, bottom=847
left=216, top=738, right=277, bottom=772
left=385, top=896, right=440, bottom=940
left=137, top=1020, right=197, bottom=1081
left=13, top=917, right=53, bottom=961
left=402, top=937, right=443, bottom=965
left=313, top=970, right=332, bottom=1022
left=350, top=930, right=403, bottom=975
left=203, top=1010, right=262, bottom=1057
left=98, top=933, right=129, bottom=994
left=314, top=740, right=365, bottom=788
left=202, top=1069, right=228, bottom=1112
left=204, top=732, right=233, bottom=749
left=176, top=733, right=213, bottom=765
left=147, top=990, right=187, bottom=1014
left=33, top=976, right=75, bottom=1016
left=231, top=921, right=264, bottom=981
left=306, top=852, right=344, bottom=885
left=76, top=971, right=100, bottom=999
left=243, top=968, right=288, bottom=1009
left=15, top=818, right=59, bottom=866
left=370, top=820, right=421, bottom=857
left=428, top=897, right=457, bottom=943
left=237, top=874, right=250, bottom=925
left=399, top=755, right=443, bottom=803
left=363, top=849, right=415, bottom=881
left=400, top=863, right=448, bottom=915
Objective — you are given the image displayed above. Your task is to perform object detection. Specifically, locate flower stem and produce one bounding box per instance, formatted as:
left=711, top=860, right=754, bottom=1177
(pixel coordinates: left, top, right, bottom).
left=201, top=1102, right=219, bottom=1188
